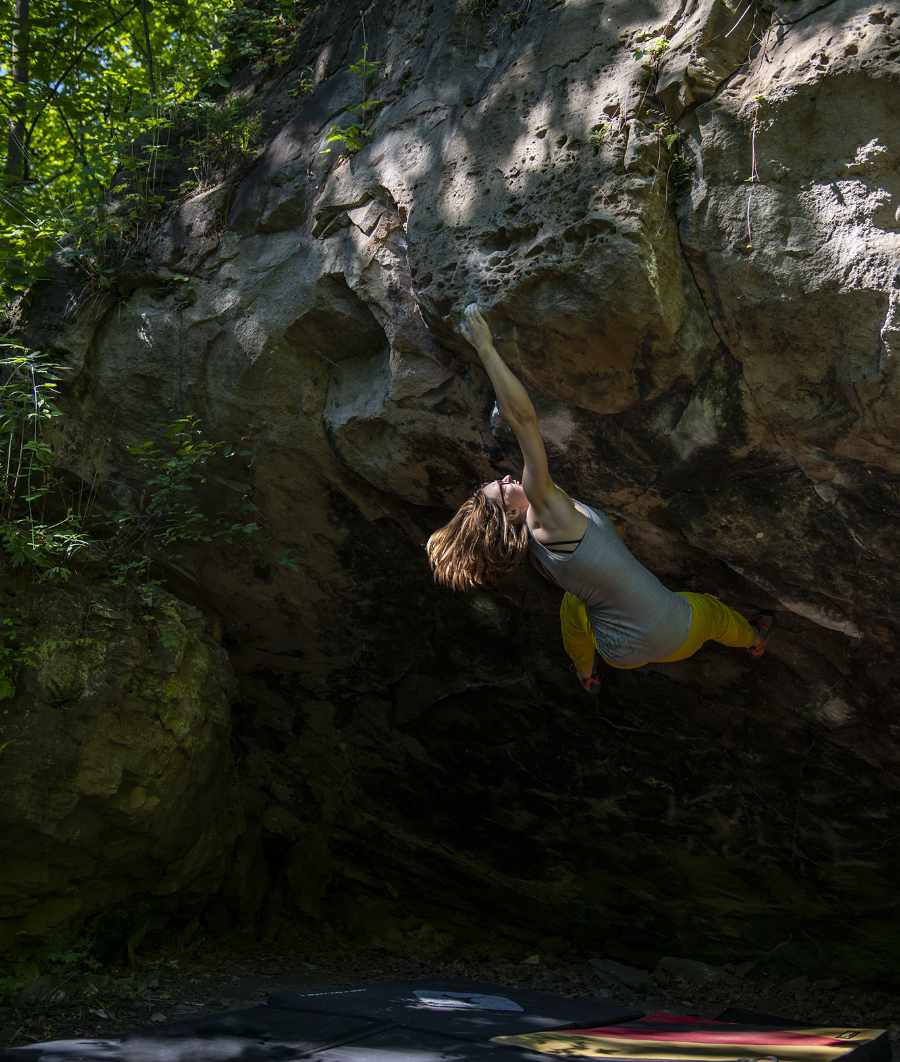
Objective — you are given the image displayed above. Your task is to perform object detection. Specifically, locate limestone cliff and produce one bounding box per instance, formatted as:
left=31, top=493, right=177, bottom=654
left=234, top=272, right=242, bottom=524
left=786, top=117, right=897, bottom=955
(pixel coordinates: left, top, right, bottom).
left=5, top=0, right=900, bottom=978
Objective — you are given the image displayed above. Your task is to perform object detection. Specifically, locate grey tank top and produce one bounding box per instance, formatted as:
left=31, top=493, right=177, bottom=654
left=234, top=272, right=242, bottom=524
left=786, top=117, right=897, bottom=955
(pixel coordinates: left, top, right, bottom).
left=528, top=502, right=691, bottom=667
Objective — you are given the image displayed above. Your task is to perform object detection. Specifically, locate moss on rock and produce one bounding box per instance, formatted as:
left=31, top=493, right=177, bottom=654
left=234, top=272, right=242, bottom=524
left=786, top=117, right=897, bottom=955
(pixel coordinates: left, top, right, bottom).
left=0, top=575, right=238, bottom=962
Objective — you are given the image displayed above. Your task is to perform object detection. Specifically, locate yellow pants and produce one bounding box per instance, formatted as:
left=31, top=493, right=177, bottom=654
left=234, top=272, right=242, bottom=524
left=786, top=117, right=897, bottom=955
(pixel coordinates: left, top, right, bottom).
left=559, top=591, right=756, bottom=674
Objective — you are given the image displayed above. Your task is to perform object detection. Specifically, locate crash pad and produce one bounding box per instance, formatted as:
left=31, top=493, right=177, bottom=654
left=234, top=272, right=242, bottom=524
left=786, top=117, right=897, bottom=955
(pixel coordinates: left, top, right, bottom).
left=493, top=1011, right=891, bottom=1062
left=0, top=981, right=639, bottom=1061
left=268, top=980, right=642, bottom=1039
left=1, top=983, right=889, bottom=1062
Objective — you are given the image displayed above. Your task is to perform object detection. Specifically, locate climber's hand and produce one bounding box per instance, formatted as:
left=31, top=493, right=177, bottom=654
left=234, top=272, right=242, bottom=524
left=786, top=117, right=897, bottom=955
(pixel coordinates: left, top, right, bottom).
left=459, top=303, right=494, bottom=352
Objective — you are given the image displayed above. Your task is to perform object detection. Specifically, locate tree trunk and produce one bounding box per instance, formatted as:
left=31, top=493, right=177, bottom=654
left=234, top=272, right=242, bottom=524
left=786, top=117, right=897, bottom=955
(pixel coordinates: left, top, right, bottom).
left=140, top=0, right=156, bottom=96
left=4, top=0, right=31, bottom=181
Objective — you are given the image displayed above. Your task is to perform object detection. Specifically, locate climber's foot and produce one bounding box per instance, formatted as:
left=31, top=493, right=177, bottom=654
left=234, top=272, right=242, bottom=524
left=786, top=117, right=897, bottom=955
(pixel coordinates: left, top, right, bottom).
left=576, top=668, right=602, bottom=694
left=749, top=612, right=775, bottom=658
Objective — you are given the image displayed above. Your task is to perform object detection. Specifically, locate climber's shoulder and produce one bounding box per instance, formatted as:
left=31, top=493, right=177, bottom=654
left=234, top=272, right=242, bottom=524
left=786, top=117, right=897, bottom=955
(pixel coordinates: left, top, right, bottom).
left=514, top=418, right=586, bottom=540
left=527, top=482, right=588, bottom=542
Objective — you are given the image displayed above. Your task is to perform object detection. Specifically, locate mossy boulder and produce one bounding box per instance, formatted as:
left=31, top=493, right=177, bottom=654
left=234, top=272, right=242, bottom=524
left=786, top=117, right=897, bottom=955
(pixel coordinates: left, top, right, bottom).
left=0, top=577, right=238, bottom=956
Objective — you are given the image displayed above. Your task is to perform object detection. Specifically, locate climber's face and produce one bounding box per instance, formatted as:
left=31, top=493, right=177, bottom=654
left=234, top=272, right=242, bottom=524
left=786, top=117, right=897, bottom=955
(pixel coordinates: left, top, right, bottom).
left=483, top=474, right=529, bottom=521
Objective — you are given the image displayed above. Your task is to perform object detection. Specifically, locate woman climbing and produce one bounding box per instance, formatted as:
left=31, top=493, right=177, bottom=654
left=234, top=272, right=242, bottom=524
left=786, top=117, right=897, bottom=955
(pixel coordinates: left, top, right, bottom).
left=426, top=305, right=773, bottom=691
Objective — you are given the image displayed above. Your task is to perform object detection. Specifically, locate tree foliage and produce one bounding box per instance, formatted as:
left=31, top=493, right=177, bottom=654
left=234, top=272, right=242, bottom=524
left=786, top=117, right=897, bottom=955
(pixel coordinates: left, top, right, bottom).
left=0, top=0, right=309, bottom=303
left=0, top=0, right=311, bottom=582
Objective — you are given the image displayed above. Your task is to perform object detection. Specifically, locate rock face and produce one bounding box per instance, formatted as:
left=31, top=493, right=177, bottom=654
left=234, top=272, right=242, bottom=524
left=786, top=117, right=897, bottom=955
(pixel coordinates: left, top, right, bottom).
left=11, top=0, right=900, bottom=977
left=0, top=578, right=238, bottom=953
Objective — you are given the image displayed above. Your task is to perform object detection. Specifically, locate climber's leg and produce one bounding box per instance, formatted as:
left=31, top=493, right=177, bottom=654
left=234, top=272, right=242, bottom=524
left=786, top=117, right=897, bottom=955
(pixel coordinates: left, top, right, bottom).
left=560, top=592, right=598, bottom=680
left=656, top=592, right=760, bottom=663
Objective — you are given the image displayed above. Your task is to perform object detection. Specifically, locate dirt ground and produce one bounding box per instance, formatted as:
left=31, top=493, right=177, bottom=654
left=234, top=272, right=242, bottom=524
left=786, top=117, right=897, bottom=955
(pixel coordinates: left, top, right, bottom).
left=2, top=936, right=897, bottom=1055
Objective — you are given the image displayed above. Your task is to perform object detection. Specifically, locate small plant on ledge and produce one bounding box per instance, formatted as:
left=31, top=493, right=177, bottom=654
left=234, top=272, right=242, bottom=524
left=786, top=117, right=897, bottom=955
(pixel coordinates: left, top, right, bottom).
left=322, top=45, right=384, bottom=157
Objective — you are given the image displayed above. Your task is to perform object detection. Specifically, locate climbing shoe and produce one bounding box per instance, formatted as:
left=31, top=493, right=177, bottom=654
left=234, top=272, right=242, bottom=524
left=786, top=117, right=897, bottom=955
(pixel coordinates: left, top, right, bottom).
left=576, top=667, right=603, bottom=694
left=749, top=612, right=775, bottom=658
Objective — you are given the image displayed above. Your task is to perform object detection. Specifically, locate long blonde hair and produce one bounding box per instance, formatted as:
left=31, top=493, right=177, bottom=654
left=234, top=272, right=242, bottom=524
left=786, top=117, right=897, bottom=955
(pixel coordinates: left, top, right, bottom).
left=426, top=488, right=529, bottom=591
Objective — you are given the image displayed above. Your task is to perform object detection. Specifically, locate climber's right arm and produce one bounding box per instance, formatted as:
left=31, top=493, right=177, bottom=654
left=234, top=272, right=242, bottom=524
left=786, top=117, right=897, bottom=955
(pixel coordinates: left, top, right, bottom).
left=459, top=305, right=581, bottom=532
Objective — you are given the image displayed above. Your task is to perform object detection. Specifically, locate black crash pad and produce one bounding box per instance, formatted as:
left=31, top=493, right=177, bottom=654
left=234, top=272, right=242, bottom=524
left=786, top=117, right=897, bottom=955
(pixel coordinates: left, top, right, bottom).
left=0, top=1017, right=557, bottom=1061
left=136, top=1004, right=384, bottom=1045
left=267, top=980, right=642, bottom=1040
left=0, top=982, right=638, bottom=1061
left=0, top=1028, right=554, bottom=1062
left=310, top=1023, right=561, bottom=1060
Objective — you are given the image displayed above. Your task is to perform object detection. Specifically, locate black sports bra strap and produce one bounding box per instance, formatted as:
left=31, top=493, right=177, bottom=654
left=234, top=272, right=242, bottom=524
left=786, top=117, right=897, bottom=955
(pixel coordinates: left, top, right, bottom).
left=542, top=535, right=585, bottom=554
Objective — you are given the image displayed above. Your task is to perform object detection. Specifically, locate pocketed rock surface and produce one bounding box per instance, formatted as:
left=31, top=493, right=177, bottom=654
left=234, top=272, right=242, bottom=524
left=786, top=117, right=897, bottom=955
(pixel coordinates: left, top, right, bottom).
left=6, top=0, right=900, bottom=980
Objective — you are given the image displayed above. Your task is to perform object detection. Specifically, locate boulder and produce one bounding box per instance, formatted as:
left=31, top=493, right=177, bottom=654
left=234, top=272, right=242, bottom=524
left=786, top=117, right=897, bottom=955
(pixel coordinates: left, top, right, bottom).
left=9, top=0, right=900, bottom=978
left=590, top=958, right=653, bottom=991
left=0, top=577, right=238, bottom=954
left=654, top=955, right=728, bottom=987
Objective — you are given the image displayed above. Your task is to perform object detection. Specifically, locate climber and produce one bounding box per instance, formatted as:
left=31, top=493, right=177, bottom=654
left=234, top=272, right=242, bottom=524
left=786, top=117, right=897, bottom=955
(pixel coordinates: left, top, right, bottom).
left=426, top=305, right=773, bottom=692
